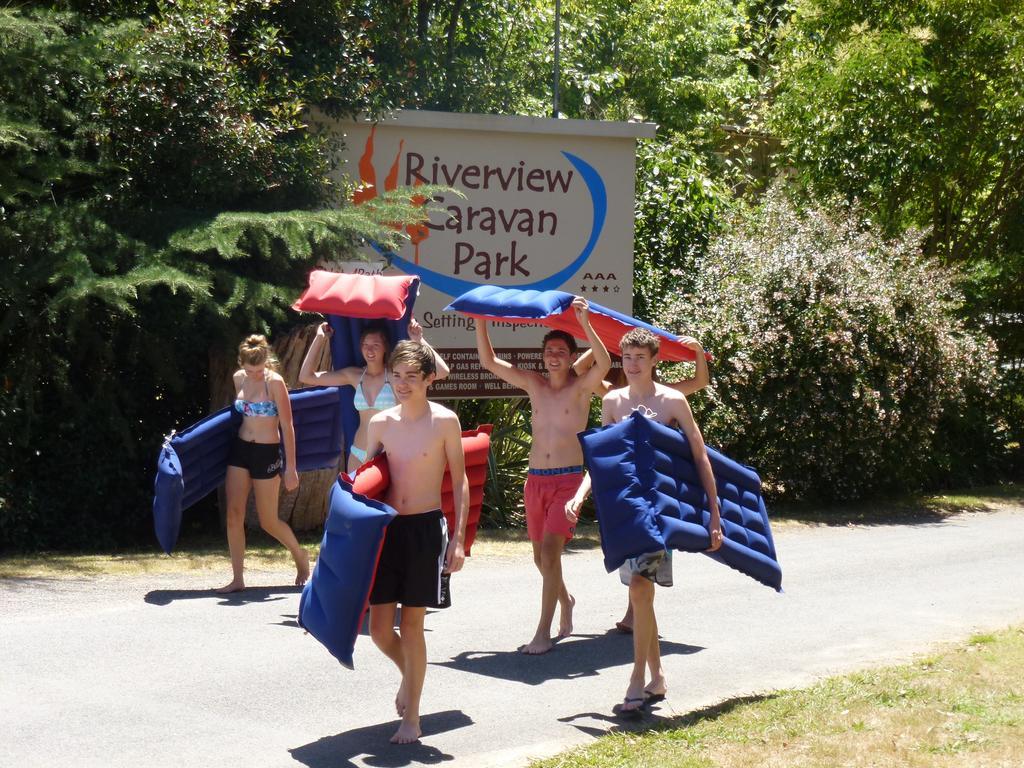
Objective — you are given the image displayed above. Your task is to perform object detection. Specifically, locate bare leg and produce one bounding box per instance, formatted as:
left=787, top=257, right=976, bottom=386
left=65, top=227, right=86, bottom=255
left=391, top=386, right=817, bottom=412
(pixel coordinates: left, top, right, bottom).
left=522, top=534, right=569, bottom=654
left=369, top=604, right=406, bottom=715
left=253, top=476, right=310, bottom=585
left=217, top=467, right=251, bottom=592
left=644, top=606, right=666, bottom=699
left=558, top=589, right=575, bottom=639
left=621, top=575, right=657, bottom=711
left=392, top=606, right=427, bottom=744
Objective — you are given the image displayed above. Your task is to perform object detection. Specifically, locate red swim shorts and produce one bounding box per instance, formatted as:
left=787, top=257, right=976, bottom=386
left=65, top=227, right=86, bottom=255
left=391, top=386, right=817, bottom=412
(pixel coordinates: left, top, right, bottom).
left=524, top=468, right=583, bottom=541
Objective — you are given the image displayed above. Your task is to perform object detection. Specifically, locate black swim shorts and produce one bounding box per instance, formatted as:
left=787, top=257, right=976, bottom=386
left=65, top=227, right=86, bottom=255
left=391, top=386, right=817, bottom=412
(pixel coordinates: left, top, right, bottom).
left=370, top=509, right=450, bottom=609
left=227, top=437, right=283, bottom=480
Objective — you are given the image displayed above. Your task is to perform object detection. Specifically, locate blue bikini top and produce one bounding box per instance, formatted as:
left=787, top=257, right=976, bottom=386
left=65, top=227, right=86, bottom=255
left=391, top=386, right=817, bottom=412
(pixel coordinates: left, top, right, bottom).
left=234, top=377, right=279, bottom=417
left=353, top=369, right=396, bottom=412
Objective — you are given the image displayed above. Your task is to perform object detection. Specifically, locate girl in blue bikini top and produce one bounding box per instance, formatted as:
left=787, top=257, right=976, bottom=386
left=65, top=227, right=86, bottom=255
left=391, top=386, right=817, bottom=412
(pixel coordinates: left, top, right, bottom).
left=298, top=318, right=450, bottom=473
left=217, top=334, right=308, bottom=595
left=235, top=377, right=280, bottom=417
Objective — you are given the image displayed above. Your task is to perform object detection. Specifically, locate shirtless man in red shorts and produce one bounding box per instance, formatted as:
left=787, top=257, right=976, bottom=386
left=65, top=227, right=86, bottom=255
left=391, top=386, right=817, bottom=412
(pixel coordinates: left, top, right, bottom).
left=476, top=297, right=610, bottom=654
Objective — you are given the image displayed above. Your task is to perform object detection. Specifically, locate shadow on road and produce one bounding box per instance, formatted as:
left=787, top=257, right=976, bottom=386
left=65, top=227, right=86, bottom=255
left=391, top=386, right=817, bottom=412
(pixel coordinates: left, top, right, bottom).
left=434, top=631, right=702, bottom=685
left=144, top=585, right=302, bottom=606
left=559, top=691, right=778, bottom=738
left=290, top=709, right=473, bottom=768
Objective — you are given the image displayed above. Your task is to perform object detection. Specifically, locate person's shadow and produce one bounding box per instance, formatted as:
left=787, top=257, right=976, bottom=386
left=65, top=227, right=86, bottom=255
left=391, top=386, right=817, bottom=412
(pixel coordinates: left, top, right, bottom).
left=433, top=631, right=702, bottom=686
left=144, top=585, right=302, bottom=607
left=289, top=710, right=473, bottom=768
left=559, top=692, right=778, bottom=737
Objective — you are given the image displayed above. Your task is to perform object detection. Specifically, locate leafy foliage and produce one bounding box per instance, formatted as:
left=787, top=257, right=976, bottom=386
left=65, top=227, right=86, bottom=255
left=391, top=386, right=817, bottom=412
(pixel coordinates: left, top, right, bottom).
left=454, top=398, right=532, bottom=529
left=768, top=0, right=1024, bottom=360
left=632, top=138, right=732, bottom=322
left=665, top=189, right=1008, bottom=501
left=0, top=4, right=434, bottom=550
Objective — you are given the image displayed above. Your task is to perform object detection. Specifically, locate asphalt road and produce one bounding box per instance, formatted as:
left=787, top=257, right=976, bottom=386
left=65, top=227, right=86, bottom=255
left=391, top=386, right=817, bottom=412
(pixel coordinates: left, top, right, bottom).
left=3, top=506, right=1024, bottom=768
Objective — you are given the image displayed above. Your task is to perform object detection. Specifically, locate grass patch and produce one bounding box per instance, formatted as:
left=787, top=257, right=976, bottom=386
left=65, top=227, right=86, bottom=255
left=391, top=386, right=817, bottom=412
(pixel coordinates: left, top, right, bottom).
left=531, top=627, right=1024, bottom=768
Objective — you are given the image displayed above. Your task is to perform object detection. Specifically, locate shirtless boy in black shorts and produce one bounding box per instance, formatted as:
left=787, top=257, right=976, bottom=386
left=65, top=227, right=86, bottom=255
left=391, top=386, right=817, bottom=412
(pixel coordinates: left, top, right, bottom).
left=364, top=340, right=469, bottom=744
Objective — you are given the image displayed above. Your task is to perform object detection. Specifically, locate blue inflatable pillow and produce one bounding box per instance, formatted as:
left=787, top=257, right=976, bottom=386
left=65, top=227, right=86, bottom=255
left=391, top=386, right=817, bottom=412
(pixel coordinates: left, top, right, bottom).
left=297, top=474, right=396, bottom=668
left=152, top=386, right=345, bottom=554
left=579, top=411, right=782, bottom=591
left=445, top=285, right=572, bottom=319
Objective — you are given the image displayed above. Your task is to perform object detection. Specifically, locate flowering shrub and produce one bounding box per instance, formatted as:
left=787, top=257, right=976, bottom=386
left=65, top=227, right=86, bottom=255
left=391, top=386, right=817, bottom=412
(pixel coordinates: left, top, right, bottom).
left=665, top=189, right=1005, bottom=501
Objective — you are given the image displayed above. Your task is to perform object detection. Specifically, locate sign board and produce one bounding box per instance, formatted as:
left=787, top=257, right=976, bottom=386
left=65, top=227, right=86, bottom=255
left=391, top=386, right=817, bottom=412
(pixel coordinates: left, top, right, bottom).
left=320, top=110, right=656, bottom=397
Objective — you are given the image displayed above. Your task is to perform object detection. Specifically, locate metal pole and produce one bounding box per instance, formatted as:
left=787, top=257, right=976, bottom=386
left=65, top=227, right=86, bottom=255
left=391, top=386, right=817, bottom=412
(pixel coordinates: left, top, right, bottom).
left=553, top=0, right=561, bottom=118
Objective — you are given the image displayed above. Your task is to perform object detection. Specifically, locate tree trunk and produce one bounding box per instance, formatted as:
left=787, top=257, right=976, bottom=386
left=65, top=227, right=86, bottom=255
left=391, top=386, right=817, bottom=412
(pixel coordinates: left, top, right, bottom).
left=212, top=324, right=340, bottom=535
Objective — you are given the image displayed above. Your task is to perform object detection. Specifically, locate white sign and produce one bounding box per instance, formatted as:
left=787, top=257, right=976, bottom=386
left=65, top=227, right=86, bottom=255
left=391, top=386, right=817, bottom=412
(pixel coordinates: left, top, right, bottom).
left=322, top=110, right=655, bottom=397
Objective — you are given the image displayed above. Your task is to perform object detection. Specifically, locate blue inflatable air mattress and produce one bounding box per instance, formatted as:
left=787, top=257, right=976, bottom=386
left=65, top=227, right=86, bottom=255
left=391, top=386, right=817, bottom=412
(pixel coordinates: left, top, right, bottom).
left=579, top=411, right=782, bottom=591
left=152, top=386, right=346, bottom=554
left=297, top=468, right=396, bottom=669
left=294, top=272, right=421, bottom=465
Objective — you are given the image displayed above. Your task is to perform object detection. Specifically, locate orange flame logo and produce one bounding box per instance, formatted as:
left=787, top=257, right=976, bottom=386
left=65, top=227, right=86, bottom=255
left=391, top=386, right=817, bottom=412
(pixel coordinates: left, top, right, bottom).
left=353, top=124, right=430, bottom=264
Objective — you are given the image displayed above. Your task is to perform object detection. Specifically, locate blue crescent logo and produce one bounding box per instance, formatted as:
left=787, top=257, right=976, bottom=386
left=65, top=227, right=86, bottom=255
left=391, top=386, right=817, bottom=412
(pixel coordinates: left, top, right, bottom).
left=369, top=151, right=607, bottom=297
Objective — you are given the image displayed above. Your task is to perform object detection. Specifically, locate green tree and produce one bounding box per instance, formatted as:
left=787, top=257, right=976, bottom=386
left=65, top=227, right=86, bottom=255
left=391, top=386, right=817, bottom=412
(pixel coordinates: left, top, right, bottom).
left=0, top=4, right=432, bottom=550
left=768, top=0, right=1024, bottom=359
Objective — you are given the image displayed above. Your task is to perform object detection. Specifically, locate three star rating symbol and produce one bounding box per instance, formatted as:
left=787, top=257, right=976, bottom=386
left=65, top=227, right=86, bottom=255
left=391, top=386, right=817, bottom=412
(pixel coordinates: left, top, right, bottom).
left=579, top=285, right=619, bottom=293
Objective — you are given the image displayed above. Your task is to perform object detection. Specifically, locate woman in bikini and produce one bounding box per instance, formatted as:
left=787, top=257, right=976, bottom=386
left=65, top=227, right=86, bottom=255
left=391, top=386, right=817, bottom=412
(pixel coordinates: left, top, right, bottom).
left=299, top=318, right=449, bottom=473
left=218, top=334, right=310, bottom=593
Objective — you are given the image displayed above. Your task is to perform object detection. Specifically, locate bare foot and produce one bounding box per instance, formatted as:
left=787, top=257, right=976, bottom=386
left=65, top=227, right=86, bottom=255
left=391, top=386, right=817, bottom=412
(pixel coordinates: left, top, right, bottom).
left=519, top=637, right=554, bottom=655
left=390, top=719, right=421, bottom=744
left=644, top=673, right=668, bottom=701
left=295, top=549, right=311, bottom=586
left=215, top=580, right=245, bottom=594
left=557, top=594, right=575, bottom=638
left=615, top=604, right=634, bottom=633
left=395, top=679, right=409, bottom=716
left=616, top=680, right=647, bottom=714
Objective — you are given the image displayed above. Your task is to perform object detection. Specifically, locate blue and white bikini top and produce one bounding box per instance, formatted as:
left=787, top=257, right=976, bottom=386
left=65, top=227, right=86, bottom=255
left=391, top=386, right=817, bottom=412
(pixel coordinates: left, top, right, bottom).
left=353, top=369, right=396, bottom=412
left=234, top=377, right=279, bottom=418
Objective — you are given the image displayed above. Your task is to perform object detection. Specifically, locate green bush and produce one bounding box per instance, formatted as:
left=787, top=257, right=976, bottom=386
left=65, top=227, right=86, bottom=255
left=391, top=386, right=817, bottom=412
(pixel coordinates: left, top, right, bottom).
left=633, top=137, right=731, bottom=323
left=454, top=397, right=532, bottom=530
left=664, top=188, right=1007, bottom=502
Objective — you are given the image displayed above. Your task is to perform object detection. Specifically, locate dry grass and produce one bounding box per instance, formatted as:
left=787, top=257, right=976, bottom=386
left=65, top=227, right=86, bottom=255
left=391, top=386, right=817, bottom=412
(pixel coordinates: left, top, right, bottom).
left=0, top=522, right=602, bottom=579
left=769, top=483, right=1024, bottom=529
left=2, top=485, right=1020, bottom=579
left=531, top=628, right=1024, bottom=768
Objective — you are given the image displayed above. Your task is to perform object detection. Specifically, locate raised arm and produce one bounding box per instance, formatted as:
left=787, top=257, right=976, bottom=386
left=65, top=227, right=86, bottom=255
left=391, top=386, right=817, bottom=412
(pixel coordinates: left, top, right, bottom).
left=572, top=297, right=612, bottom=393
left=270, top=375, right=299, bottom=492
left=442, top=412, right=468, bottom=574
left=665, top=336, right=710, bottom=397
left=573, top=348, right=615, bottom=397
left=670, top=393, right=721, bottom=551
left=474, top=319, right=536, bottom=391
left=408, top=317, right=450, bottom=381
left=298, top=322, right=361, bottom=387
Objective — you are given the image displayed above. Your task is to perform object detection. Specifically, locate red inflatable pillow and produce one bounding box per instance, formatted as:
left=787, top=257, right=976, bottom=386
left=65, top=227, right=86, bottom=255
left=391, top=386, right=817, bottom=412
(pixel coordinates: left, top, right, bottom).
left=292, top=270, right=418, bottom=319
left=442, top=425, right=492, bottom=555
left=344, top=454, right=390, bottom=499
